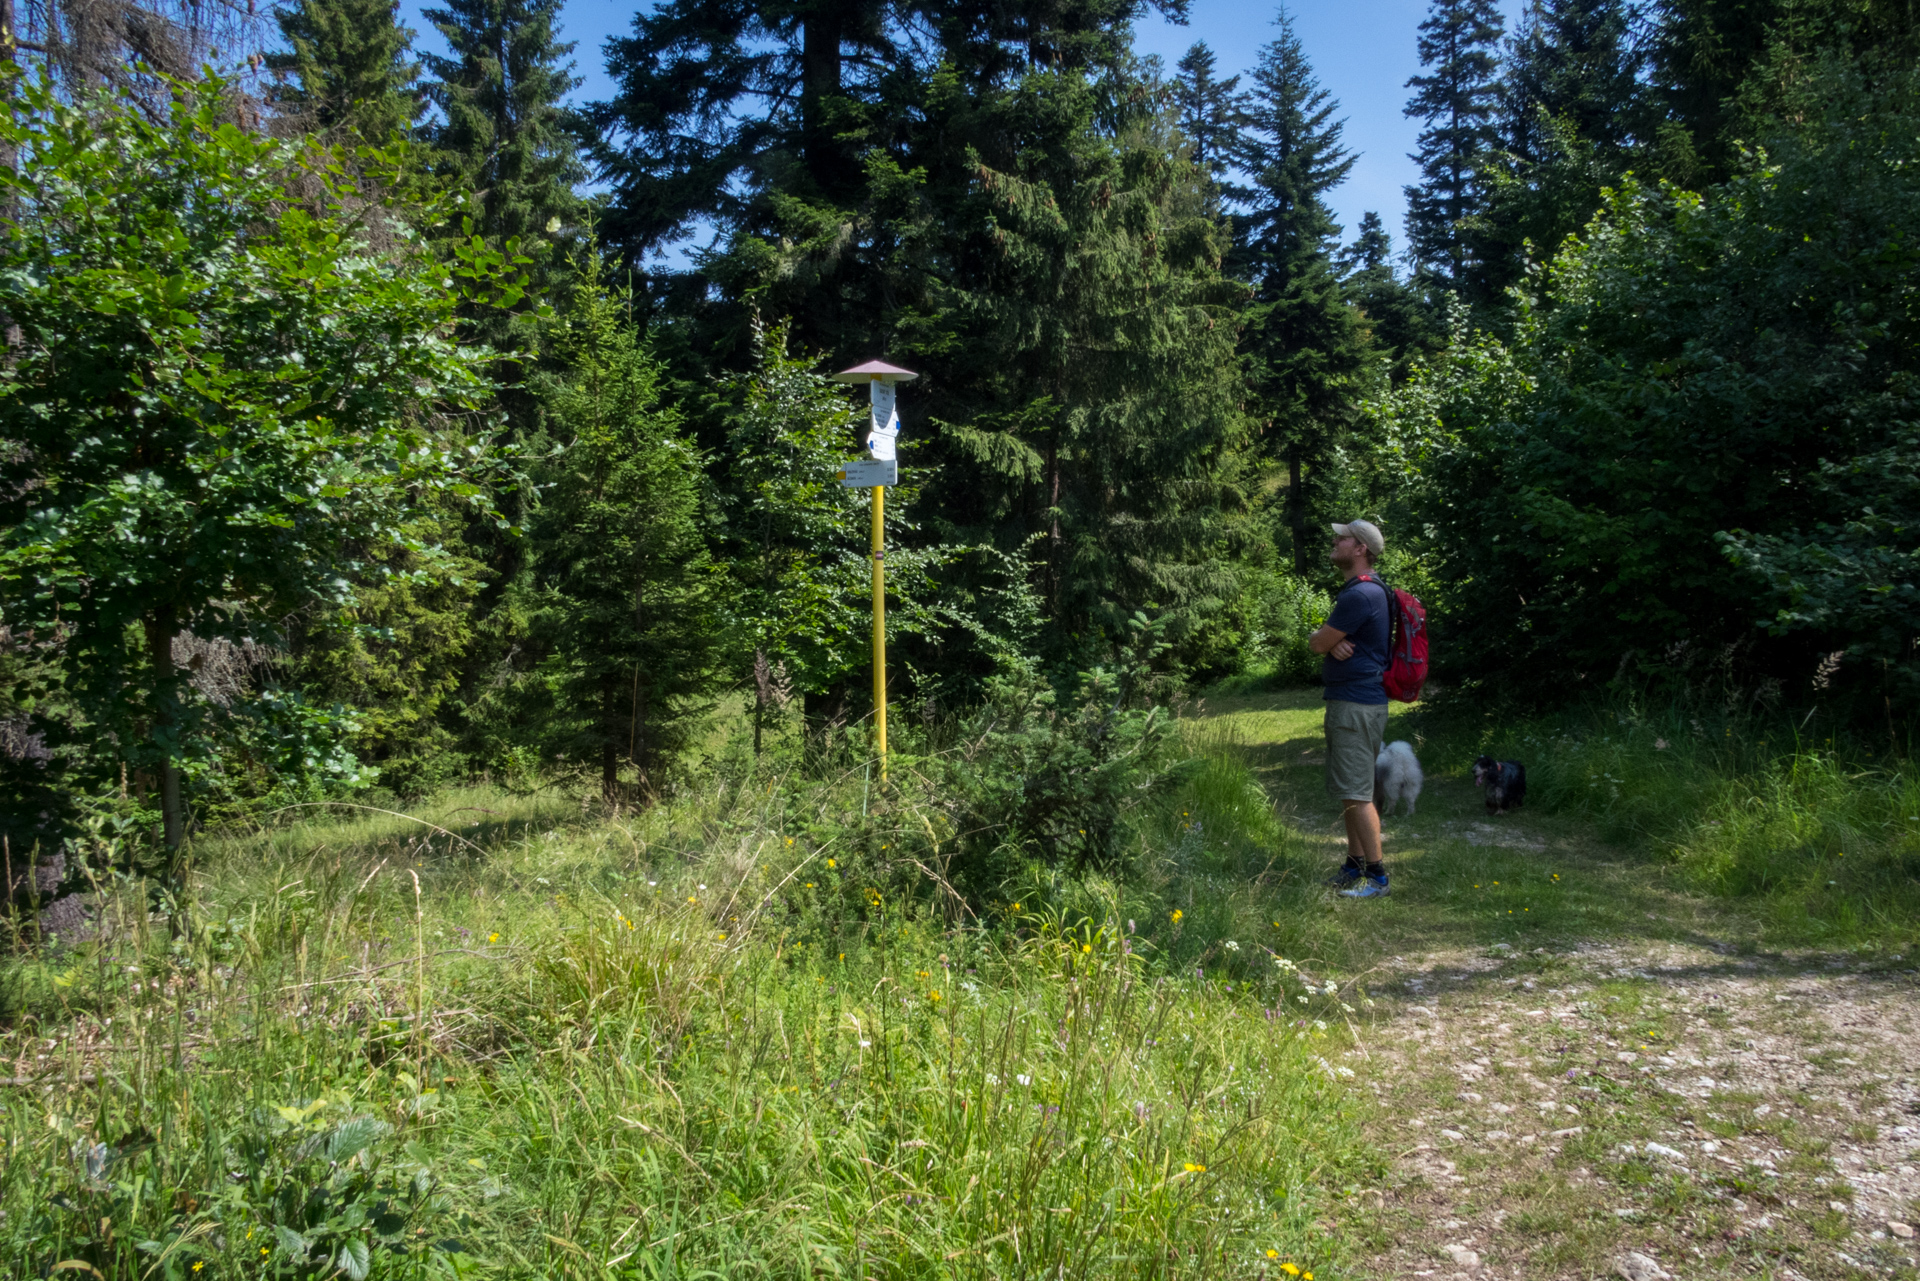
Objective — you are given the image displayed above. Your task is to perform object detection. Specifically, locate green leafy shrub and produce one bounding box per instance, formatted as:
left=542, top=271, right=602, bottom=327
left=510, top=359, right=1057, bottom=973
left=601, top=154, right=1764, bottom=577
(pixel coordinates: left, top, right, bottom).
left=1400, top=61, right=1920, bottom=706
left=25, top=1089, right=459, bottom=1280
left=929, top=619, right=1191, bottom=888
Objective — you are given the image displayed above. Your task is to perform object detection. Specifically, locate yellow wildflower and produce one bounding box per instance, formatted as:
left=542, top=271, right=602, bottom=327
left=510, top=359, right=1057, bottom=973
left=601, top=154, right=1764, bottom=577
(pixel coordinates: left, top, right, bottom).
left=1081, top=943, right=1092, bottom=953
left=1281, top=1265, right=1300, bottom=1277
left=1183, top=1161, right=1206, bottom=1173
left=1171, top=909, right=1183, bottom=922
left=827, top=858, right=837, bottom=868
left=488, top=932, right=500, bottom=943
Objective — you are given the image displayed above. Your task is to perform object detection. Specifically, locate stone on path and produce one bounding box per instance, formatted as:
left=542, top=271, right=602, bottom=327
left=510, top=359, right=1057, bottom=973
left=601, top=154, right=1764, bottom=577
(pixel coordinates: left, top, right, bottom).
left=1615, top=1251, right=1670, bottom=1281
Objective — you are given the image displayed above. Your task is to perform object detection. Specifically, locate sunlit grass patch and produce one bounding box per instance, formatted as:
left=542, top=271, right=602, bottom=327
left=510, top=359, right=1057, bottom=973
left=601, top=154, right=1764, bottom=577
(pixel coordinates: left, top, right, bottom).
left=0, top=741, right=1387, bottom=1279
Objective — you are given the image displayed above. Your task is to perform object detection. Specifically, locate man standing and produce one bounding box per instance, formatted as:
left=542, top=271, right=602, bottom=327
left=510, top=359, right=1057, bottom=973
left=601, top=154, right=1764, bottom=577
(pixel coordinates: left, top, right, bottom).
left=1309, top=519, right=1392, bottom=898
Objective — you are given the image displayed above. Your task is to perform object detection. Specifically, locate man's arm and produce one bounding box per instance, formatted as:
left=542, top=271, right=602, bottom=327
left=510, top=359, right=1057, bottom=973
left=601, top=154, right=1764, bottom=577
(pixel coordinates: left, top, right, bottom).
left=1309, top=623, right=1354, bottom=659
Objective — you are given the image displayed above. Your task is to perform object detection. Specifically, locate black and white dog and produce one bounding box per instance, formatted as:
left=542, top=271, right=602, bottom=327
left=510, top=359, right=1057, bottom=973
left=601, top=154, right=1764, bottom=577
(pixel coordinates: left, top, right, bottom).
left=1374, top=741, right=1424, bottom=817
left=1471, top=755, right=1527, bottom=815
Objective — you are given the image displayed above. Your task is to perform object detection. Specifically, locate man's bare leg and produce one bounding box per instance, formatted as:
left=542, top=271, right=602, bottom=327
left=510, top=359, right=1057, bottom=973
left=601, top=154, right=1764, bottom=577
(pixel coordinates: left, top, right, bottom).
left=1342, top=799, right=1383, bottom=869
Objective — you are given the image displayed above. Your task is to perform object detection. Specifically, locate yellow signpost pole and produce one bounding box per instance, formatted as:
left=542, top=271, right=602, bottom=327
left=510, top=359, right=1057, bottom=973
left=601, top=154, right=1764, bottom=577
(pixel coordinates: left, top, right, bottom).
left=870, top=463, right=886, bottom=780
left=833, top=359, right=917, bottom=785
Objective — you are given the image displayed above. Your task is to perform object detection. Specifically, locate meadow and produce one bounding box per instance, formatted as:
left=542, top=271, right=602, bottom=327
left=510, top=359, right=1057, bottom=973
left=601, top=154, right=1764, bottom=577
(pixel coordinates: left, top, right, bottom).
left=1, top=688, right=1914, bottom=1280
left=0, top=726, right=1383, bottom=1281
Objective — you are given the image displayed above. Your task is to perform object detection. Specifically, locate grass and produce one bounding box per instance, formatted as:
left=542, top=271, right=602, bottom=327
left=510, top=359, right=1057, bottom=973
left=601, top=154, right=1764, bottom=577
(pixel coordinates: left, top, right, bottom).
left=0, top=757, right=1381, bottom=1280
left=1191, top=686, right=1920, bottom=1281
left=3, top=685, right=1915, bottom=1279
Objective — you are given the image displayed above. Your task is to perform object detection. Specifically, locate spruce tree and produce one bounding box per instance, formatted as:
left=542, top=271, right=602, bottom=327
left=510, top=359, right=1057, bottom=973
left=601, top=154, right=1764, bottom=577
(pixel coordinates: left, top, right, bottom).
left=1468, top=0, right=1646, bottom=303
left=267, top=0, right=422, bottom=145
left=908, top=61, right=1248, bottom=658
left=1173, top=41, right=1251, bottom=203
left=421, top=0, right=583, bottom=251
left=712, top=319, right=872, bottom=753
left=529, top=253, right=712, bottom=800
left=1504, top=0, right=1644, bottom=164
left=1403, top=0, right=1505, bottom=291
left=1339, top=211, right=1440, bottom=383
left=1235, top=8, right=1370, bottom=574
left=586, top=0, right=897, bottom=262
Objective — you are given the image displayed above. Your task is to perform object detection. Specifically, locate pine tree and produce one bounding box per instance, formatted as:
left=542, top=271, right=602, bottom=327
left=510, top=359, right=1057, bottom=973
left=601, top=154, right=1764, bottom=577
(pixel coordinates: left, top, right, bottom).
left=586, top=0, right=897, bottom=263
left=267, top=0, right=422, bottom=145
left=421, top=0, right=583, bottom=251
left=1403, top=0, right=1505, bottom=290
left=1235, top=8, right=1370, bottom=574
left=1339, top=211, right=1440, bottom=383
left=529, top=253, right=712, bottom=800
left=713, top=319, right=871, bottom=754
left=1172, top=41, right=1251, bottom=204
left=1466, top=0, right=1646, bottom=303
left=1505, top=0, right=1644, bottom=164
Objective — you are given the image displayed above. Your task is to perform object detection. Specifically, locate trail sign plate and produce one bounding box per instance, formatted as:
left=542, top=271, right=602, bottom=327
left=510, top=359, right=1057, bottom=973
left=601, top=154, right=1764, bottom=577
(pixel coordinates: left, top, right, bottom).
left=839, top=459, right=897, bottom=488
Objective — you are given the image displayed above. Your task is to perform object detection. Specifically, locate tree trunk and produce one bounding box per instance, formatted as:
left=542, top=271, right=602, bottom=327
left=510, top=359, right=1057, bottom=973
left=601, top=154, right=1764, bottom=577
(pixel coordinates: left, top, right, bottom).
left=601, top=677, right=619, bottom=802
left=143, top=607, right=185, bottom=853
left=800, top=3, right=846, bottom=196
left=1045, top=432, right=1061, bottom=617
left=1287, top=446, right=1307, bottom=575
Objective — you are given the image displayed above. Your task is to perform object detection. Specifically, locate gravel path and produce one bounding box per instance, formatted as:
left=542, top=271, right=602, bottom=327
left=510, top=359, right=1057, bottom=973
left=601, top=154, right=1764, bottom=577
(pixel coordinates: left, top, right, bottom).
left=1352, top=940, right=1920, bottom=1280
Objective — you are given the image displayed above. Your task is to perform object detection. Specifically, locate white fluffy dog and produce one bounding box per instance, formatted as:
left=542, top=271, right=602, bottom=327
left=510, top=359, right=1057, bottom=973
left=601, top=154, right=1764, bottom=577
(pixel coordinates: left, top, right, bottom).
left=1374, top=740, right=1424, bottom=817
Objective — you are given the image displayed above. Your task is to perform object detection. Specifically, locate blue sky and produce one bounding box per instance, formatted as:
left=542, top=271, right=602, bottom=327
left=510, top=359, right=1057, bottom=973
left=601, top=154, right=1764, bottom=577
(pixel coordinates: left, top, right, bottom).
left=397, top=0, right=1527, bottom=256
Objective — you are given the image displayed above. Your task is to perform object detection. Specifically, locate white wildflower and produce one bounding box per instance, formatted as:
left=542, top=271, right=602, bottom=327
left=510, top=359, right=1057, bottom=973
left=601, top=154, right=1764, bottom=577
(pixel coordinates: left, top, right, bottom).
left=1224, top=940, right=1241, bottom=952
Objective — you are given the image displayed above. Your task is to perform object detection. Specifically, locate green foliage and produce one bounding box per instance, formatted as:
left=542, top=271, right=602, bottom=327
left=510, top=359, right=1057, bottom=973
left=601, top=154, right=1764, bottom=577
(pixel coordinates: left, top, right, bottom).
left=524, top=253, right=713, bottom=797
left=27, top=1088, right=459, bottom=1280
left=285, top=511, right=486, bottom=799
left=866, top=63, right=1250, bottom=666
left=1217, top=568, right=1335, bottom=688
left=1234, top=11, right=1373, bottom=576
left=267, top=0, right=424, bottom=147
left=928, top=616, right=1190, bottom=887
left=1403, top=0, right=1506, bottom=289
left=0, top=71, right=515, bottom=851
left=1339, top=211, right=1443, bottom=385
left=421, top=0, right=583, bottom=259
left=712, top=320, right=872, bottom=711
left=593, top=5, right=1247, bottom=670
left=1171, top=41, right=1250, bottom=199
left=1403, top=61, right=1920, bottom=705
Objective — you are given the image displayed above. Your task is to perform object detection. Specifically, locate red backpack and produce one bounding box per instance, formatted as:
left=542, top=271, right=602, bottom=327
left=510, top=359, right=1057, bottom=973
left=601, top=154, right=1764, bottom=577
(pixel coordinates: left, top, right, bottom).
left=1357, top=574, right=1429, bottom=703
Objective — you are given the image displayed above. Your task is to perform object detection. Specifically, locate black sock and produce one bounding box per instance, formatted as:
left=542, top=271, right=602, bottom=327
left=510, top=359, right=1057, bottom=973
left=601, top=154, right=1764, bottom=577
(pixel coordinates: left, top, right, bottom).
left=1366, top=861, right=1386, bottom=879
left=1344, top=853, right=1364, bottom=872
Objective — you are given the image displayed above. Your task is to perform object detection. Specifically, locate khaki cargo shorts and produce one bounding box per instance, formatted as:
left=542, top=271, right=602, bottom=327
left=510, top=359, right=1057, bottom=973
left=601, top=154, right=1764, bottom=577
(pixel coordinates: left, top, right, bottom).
left=1324, top=698, right=1389, bottom=802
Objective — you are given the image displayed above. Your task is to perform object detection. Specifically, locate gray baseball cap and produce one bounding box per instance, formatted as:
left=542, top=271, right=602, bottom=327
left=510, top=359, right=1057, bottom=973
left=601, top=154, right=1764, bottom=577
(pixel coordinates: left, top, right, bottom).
left=1331, top=519, right=1384, bottom=557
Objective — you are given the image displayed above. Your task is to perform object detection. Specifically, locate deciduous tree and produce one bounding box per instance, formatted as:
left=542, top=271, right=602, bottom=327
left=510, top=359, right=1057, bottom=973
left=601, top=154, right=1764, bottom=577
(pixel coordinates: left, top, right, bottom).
left=0, top=72, right=513, bottom=857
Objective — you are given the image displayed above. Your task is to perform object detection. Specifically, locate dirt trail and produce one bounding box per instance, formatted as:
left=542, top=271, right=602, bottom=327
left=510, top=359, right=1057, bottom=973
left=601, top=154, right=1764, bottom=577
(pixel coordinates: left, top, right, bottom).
left=1356, top=926, right=1919, bottom=1281
left=1197, top=692, right=1920, bottom=1281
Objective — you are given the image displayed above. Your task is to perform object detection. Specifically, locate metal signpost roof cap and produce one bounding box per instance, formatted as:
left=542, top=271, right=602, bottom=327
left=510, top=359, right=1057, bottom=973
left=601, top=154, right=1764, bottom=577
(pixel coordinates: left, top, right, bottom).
left=832, top=360, right=919, bottom=383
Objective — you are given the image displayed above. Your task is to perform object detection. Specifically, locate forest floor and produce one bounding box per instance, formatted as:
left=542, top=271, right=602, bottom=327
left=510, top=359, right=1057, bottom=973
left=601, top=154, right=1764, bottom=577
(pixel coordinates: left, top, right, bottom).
left=1196, top=690, right=1920, bottom=1281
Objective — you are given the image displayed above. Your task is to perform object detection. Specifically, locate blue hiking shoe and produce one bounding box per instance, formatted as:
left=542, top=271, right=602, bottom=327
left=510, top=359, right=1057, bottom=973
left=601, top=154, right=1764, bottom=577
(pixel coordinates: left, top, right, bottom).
left=1325, top=864, right=1365, bottom=888
left=1340, top=874, right=1390, bottom=899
